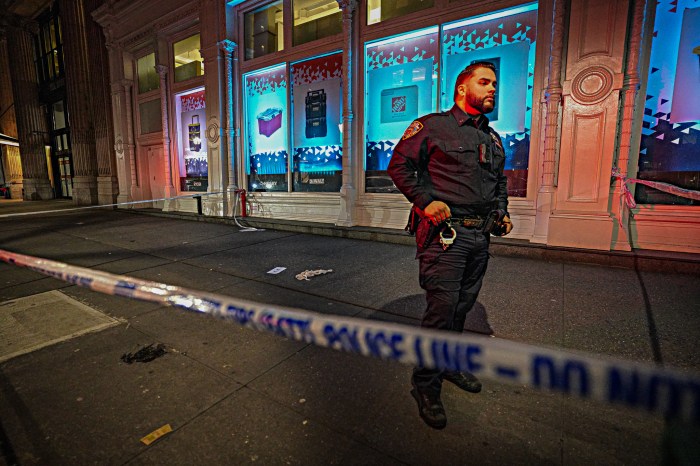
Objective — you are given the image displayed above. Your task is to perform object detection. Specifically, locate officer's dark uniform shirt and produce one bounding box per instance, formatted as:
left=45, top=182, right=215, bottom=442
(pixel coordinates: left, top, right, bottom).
left=388, top=105, right=508, bottom=218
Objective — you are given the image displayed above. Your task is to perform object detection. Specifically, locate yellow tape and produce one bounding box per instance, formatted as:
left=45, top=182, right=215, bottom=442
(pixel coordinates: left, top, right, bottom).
left=140, top=423, right=173, bottom=445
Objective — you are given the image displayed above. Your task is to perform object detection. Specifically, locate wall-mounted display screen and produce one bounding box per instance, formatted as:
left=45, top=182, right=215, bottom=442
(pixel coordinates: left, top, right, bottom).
left=637, top=2, right=699, bottom=205
left=364, top=27, right=439, bottom=193
left=244, top=64, right=289, bottom=192
left=176, top=89, right=208, bottom=192
left=291, top=52, right=343, bottom=192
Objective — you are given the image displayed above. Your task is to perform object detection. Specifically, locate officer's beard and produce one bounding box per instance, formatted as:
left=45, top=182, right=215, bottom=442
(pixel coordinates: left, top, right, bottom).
left=468, top=94, right=495, bottom=114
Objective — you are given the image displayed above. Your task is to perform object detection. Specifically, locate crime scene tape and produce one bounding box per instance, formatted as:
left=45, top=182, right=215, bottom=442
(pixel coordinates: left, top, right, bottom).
left=0, top=190, right=229, bottom=218
left=1, top=247, right=698, bottom=425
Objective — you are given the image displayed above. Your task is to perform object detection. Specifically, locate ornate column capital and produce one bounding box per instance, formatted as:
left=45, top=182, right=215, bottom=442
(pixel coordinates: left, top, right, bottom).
left=336, top=0, right=358, bottom=13
left=120, top=78, right=133, bottom=89
left=155, top=64, right=168, bottom=79
left=219, top=39, right=237, bottom=55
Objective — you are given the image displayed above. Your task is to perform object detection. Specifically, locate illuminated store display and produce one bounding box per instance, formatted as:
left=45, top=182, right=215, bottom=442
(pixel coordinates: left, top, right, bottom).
left=365, top=28, right=438, bottom=193
left=244, top=64, right=289, bottom=191
left=291, top=52, right=343, bottom=192
left=364, top=4, right=537, bottom=196
left=441, top=3, right=538, bottom=197
left=177, top=89, right=208, bottom=192
left=637, top=1, right=700, bottom=205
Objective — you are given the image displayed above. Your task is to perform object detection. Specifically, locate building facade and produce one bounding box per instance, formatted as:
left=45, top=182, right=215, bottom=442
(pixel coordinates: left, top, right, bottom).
left=2, top=0, right=699, bottom=253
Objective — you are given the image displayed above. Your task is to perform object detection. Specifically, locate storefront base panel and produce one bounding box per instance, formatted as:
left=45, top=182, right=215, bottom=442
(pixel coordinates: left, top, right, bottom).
left=547, top=213, right=614, bottom=251
left=356, top=196, right=412, bottom=230
left=246, top=193, right=341, bottom=224
left=97, top=176, right=119, bottom=205
left=630, top=210, right=700, bottom=254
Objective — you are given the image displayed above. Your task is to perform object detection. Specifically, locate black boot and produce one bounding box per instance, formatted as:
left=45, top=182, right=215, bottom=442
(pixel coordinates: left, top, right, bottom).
left=442, top=371, right=482, bottom=393
left=410, top=385, right=447, bottom=429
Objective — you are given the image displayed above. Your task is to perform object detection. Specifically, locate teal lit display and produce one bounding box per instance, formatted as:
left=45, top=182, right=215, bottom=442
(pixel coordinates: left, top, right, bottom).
left=244, top=64, right=289, bottom=192
left=363, top=3, right=538, bottom=197
left=637, top=1, right=700, bottom=205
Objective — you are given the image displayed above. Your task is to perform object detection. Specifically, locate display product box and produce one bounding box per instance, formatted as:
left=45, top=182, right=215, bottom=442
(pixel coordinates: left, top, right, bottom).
left=257, top=107, right=283, bottom=137
left=380, top=85, right=418, bottom=123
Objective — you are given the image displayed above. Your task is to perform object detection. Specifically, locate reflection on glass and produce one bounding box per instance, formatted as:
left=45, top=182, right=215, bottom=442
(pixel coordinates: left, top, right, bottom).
left=244, top=1, right=284, bottom=60
left=636, top=1, right=699, bottom=205
left=293, top=0, right=341, bottom=45
left=367, top=0, right=434, bottom=25
left=244, top=64, right=289, bottom=191
left=173, top=34, right=204, bottom=83
left=137, top=53, right=159, bottom=94
left=139, top=99, right=162, bottom=134
left=291, top=53, right=343, bottom=192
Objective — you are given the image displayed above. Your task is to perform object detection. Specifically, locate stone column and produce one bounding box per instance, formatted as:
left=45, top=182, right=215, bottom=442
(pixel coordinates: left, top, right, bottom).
left=155, top=64, right=174, bottom=201
left=336, top=0, right=358, bottom=227
left=59, top=0, right=98, bottom=205
left=609, top=0, right=646, bottom=250
left=0, top=31, right=24, bottom=199
left=532, top=0, right=567, bottom=243
left=85, top=0, right=117, bottom=205
left=6, top=23, right=53, bottom=200
left=220, top=40, right=237, bottom=192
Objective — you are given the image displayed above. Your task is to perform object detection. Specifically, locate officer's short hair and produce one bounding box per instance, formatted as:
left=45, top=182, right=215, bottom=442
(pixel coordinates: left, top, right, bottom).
left=453, top=61, right=497, bottom=100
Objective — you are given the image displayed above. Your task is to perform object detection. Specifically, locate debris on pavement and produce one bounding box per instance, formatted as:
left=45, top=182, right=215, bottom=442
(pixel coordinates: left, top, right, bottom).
left=295, top=269, right=333, bottom=281
left=140, top=424, right=173, bottom=445
left=121, top=343, right=167, bottom=364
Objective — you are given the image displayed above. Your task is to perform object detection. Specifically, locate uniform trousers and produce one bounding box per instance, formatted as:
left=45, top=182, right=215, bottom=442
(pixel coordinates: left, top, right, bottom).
left=412, top=224, right=491, bottom=395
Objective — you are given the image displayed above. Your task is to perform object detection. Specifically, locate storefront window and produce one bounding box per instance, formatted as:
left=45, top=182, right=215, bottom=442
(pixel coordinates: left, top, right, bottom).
left=244, top=64, right=289, bottom=192
left=173, top=34, right=204, bottom=83
left=139, top=99, right=162, bottom=134
left=441, top=3, right=538, bottom=197
left=636, top=1, right=699, bottom=205
left=176, top=89, right=208, bottom=192
left=245, top=1, right=284, bottom=60
left=291, top=52, right=343, bottom=192
left=364, top=27, right=439, bottom=193
left=367, top=0, right=434, bottom=25
left=293, top=0, right=341, bottom=46
left=137, top=53, right=159, bottom=94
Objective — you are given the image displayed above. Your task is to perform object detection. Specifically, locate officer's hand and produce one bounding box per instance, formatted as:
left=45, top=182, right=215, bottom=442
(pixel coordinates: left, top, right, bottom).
left=424, top=201, right=451, bottom=225
left=501, top=214, right=513, bottom=235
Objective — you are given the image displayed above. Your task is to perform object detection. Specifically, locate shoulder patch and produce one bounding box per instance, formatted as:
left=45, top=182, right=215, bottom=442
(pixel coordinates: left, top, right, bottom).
left=402, top=121, right=424, bottom=140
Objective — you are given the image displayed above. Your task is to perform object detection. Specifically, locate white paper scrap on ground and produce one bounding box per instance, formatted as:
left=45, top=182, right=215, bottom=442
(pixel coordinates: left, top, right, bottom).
left=296, top=269, right=333, bottom=281
left=267, top=267, right=286, bottom=274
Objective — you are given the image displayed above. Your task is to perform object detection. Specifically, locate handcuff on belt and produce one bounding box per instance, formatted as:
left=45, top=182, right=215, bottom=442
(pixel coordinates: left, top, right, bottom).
left=437, top=216, right=489, bottom=251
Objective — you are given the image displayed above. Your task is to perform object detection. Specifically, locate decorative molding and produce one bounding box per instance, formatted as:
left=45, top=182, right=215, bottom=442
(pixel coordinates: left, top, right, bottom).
left=115, top=137, right=124, bottom=155
left=154, top=3, right=199, bottom=31
left=571, top=65, right=615, bottom=104
left=207, top=120, right=220, bottom=144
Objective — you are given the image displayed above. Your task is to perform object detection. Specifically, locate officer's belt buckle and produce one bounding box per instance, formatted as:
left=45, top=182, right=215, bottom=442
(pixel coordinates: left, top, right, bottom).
left=450, top=217, right=484, bottom=228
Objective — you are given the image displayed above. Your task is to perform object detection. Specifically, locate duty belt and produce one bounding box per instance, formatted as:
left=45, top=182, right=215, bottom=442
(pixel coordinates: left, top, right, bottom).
left=447, top=217, right=485, bottom=228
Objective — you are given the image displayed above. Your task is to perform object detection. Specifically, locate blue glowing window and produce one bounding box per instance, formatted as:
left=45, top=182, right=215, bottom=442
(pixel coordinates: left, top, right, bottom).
left=243, top=64, right=289, bottom=192
left=636, top=1, right=700, bottom=205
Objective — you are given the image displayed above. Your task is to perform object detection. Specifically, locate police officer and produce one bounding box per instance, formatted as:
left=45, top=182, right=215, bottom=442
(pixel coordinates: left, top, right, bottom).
left=388, top=61, right=513, bottom=429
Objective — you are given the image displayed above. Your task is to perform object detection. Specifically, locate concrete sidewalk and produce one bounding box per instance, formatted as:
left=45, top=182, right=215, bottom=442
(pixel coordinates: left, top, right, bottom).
left=0, top=200, right=698, bottom=465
